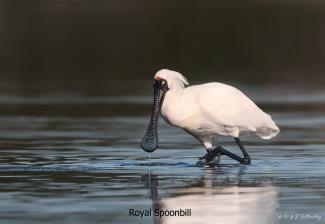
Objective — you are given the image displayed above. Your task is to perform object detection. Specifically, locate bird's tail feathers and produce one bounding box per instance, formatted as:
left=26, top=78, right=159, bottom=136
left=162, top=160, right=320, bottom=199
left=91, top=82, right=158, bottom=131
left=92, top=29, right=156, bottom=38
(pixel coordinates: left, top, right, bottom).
left=256, top=124, right=280, bottom=139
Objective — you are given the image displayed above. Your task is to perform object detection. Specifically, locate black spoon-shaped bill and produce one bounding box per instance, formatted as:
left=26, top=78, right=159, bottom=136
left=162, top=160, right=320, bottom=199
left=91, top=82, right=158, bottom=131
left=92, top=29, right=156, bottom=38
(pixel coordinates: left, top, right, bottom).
left=140, top=80, right=167, bottom=153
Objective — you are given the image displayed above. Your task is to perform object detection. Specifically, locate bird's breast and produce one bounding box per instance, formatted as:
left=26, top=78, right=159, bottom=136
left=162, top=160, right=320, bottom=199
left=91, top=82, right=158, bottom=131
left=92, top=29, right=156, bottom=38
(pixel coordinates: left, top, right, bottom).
left=161, top=102, right=181, bottom=127
left=160, top=92, right=203, bottom=130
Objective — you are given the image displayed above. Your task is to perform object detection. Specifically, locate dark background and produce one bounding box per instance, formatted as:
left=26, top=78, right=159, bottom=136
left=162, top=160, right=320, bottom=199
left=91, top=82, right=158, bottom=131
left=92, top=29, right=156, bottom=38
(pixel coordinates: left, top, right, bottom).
left=0, top=0, right=325, bottom=95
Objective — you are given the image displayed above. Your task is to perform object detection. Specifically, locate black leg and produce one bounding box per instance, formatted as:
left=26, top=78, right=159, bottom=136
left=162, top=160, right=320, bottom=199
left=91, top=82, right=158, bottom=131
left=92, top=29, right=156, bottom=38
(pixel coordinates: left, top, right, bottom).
left=197, top=148, right=222, bottom=167
left=234, top=138, right=251, bottom=164
left=197, top=138, right=251, bottom=166
left=213, top=144, right=251, bottom=165
left=201, top=147, right=247, bottom=165
left=215, top=146, right=243, bottom=163
left=199, top=149, right=212, bottom=160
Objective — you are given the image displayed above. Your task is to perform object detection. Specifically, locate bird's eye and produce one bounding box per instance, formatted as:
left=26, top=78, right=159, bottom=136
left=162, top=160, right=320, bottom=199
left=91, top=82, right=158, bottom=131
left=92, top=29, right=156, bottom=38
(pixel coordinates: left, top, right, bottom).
left=161, top=80, right=166, bottom=85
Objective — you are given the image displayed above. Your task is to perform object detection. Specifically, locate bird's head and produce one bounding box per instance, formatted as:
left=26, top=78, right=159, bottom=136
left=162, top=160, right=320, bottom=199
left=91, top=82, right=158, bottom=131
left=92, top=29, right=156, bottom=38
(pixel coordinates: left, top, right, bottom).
left=140, top=69, right=189, bottom=153
left=154, top=69, right=189, bottom=91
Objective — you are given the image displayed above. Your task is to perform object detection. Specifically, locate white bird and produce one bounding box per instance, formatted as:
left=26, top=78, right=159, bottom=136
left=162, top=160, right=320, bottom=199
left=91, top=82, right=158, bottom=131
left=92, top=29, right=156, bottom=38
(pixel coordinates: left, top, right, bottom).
left=141, top=69, right=280, bottom=165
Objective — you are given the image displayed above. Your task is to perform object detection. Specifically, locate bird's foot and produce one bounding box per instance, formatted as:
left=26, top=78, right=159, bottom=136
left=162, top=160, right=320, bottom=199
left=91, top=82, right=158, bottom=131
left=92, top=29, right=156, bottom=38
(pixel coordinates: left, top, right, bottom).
left=199, top=153, right=209, bottom=161
left=240, top=157, right=251, bottom=165
left=197, top=149, right=222, bottom=167
left=196, top=157, right=220, bottom=167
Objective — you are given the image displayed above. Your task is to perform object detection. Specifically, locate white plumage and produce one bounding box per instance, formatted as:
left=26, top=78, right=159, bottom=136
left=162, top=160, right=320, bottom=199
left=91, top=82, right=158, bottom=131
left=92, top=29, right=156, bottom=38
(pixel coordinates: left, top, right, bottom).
left=155, top=69, right=280, bottom=150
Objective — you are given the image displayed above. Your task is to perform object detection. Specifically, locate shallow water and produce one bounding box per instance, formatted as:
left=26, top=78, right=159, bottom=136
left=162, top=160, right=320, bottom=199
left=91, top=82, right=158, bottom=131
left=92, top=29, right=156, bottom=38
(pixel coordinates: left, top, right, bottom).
left=0, top=86, right=324, bottom=224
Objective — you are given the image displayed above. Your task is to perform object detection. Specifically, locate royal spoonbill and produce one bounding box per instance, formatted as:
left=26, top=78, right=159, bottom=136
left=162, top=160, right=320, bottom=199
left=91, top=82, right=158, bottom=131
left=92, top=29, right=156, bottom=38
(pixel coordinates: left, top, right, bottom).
left=140, top=69, right=280, bottom=165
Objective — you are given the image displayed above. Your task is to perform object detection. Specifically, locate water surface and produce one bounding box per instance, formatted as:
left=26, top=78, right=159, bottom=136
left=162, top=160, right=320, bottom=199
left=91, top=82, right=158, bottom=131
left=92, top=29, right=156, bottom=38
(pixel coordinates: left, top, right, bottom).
left=0, top=86, right=324, bottom=224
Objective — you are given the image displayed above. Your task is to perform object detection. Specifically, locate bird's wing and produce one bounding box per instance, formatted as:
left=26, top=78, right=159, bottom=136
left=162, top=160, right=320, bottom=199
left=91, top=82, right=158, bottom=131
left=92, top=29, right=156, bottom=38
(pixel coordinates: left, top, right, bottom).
left=196, top=83, right=267, bottom=129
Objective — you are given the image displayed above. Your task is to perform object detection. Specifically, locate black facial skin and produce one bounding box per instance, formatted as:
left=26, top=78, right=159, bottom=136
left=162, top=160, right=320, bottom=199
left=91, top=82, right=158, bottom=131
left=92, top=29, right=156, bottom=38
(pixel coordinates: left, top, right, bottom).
left=140, top=79, right=169, bottom=153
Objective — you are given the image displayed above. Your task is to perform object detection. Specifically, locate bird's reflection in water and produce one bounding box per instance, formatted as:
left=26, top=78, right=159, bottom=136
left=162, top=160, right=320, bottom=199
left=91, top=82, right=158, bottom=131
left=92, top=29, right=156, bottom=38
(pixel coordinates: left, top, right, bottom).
left=142, top=166, right=279, bottom=224
left=142, top=170, right=163, bottom=224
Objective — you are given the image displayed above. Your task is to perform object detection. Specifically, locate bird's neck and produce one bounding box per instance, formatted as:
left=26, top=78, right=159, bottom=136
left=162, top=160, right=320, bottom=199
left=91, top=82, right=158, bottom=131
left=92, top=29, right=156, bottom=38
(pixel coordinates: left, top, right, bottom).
left=161, top=87, right=186, bottom=128
left=169, top=81, right=187, bottom=91
left=162, top=87, right=184, bottom=112
left=167, top=86, right=184, bottom=97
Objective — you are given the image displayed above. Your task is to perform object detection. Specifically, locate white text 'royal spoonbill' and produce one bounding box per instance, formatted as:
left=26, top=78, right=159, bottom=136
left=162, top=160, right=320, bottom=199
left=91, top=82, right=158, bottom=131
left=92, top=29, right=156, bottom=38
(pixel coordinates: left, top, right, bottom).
left=140, top=69, right=280, bottom=166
